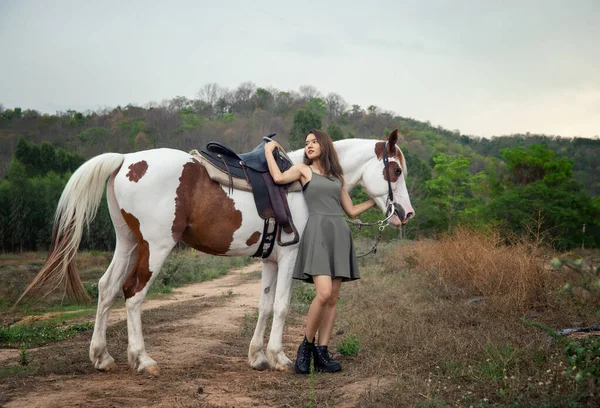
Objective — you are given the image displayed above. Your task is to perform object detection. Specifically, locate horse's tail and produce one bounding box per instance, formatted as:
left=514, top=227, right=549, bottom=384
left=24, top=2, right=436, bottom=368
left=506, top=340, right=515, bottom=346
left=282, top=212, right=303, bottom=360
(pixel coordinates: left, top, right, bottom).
left=14, top=153, right=125, bottom=307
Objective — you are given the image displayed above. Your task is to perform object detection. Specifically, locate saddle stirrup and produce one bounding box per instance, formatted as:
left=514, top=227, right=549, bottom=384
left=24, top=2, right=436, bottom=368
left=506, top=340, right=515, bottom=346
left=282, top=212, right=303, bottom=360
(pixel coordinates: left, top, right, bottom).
left=276, top=219, right=300, bottom=247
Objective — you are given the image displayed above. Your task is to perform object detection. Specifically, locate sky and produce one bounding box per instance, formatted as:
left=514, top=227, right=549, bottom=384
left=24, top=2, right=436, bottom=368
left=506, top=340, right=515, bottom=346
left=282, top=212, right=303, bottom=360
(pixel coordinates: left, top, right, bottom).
left=0, top=0, right=599, bottom=138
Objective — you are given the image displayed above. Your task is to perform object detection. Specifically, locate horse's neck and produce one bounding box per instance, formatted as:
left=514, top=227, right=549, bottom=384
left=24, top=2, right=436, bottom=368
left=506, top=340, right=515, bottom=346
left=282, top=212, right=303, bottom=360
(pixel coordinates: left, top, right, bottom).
left=288, top=139, right=376, bottom=190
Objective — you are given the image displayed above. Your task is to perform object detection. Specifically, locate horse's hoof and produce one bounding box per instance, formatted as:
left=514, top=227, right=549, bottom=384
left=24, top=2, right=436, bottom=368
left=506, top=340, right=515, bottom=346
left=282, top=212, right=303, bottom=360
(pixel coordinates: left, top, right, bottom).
left=144, top=364, right=161, bottom=376
left=104, top=361, right=118, bottom=372
left=276, top=362, right=293, bottom=372
left=252, top=361, right=270, bottom=371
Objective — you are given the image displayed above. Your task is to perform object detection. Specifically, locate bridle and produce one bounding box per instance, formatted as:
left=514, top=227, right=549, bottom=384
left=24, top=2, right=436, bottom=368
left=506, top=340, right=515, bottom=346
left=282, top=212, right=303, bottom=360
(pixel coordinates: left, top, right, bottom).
left=378, top=142, right=397, bottom=231
left=345, top=142, right=400, bottom=257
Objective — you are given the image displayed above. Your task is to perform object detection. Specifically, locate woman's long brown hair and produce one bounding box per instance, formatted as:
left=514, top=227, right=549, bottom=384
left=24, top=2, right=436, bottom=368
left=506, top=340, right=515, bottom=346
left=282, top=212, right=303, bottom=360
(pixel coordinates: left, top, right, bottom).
left=303, top=129, right=344, bottom=183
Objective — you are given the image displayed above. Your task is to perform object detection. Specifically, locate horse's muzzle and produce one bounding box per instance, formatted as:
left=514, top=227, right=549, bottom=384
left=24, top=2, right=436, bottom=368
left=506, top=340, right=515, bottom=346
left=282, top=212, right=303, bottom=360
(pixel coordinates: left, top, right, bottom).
left=394, top=204, right=414, bottom=225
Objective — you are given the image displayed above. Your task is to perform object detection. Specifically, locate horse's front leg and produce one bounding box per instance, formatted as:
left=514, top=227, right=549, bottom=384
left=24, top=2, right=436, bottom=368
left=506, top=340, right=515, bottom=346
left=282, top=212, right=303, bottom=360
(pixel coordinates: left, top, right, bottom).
left=248, top=259, right=278, bottom=370
left=266, top=250, right=297, bottom=371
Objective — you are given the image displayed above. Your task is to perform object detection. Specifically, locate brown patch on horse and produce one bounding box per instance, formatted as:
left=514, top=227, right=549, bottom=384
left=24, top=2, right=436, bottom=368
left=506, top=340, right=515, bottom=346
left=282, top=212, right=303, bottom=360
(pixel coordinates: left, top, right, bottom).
left=126, top=160, right=148, bottom=182
left=375, top=129, right=405, bottom=172
left=382, top=161, right=401, bottom=183
left=121, top=209, right=151, bottom=299
left=172, top=160, right=243, bottom=255
left=246, top=231, right=261, bottom=246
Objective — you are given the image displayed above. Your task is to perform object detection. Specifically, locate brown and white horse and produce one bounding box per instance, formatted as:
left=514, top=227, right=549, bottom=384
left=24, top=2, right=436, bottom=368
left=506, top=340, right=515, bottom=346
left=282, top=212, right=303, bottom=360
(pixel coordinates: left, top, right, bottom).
left=17, top=130, right=414, bottom=375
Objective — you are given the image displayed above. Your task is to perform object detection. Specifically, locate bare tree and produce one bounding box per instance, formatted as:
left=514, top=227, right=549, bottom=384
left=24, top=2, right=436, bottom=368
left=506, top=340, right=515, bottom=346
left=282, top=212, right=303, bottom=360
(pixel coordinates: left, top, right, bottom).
left=231, top=81, right=257, bottom=113
left=299, top=85, right=322, bottom=102
left=196, top=83, right=228, bottom=106
left=169, top=96, right=192, bottom=112
left=325, top=92, right=348, bottom=120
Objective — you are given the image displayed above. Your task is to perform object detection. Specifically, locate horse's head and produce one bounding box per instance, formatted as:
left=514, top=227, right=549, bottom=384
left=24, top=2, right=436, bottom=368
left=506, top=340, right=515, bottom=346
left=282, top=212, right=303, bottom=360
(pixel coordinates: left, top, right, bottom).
left=361, top=129, right=414, bottom=227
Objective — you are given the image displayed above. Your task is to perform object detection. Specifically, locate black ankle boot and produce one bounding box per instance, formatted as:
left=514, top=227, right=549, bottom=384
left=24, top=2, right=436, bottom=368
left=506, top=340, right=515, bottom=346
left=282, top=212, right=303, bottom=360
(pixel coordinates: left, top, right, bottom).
left=313, top=345, right=342, bottom=373
left=295, top=336, right=315, bottom=374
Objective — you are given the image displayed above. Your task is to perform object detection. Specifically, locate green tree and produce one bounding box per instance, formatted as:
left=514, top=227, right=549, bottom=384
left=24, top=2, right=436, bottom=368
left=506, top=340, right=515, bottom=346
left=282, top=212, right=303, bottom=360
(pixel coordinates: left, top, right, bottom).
left=502, top=144, right=572, bottom=186
left=254, top=88, right=274, bottom=110
left=6, top=159, right=31, bottom=251
left=305, top=98, right=327, bottom=118
left=326, top=122, right=344, bottom=141
left=424, top=153, right=485, bottom=232
left=289, top=107, right=323, bottom=150
left=40, top=142, right=57, bottom=175
left=484, top=144, right=600, bottom=249
left=400, top=150, right=432, bottom=239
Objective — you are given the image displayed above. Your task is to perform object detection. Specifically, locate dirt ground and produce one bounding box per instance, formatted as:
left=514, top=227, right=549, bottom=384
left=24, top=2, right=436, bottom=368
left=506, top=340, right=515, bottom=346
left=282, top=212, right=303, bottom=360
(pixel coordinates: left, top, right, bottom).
left=0, top=263, right=389, bottom=408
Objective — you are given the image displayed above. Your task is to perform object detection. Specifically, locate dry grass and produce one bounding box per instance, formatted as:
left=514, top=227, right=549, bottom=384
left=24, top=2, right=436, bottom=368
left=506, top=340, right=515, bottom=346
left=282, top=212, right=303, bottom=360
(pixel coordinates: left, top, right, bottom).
left=390, top=227, right=561, bottom=313
left=333, top=229, right=600, bottom=407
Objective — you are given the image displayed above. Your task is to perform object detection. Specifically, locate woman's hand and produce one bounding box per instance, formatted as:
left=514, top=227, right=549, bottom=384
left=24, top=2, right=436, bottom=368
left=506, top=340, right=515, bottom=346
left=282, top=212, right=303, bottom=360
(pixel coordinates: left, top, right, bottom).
left=340, top=187, right=377, bottom=218
left=265, top=141, right=279, bottom=155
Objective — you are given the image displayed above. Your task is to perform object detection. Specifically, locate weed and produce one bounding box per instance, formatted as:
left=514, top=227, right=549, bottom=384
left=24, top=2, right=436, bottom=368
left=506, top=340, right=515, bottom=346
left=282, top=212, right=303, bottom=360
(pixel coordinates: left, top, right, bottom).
left=337, top=333, right=361, bottom=357
left=151, top=251, right=252, bottom=292
left=565, top=337, right=600, bottom=385
left=306, top=365, right=317, bottom=408
left=84, top=282, right=98, bottom=300
left=0, top=321, right=93, bottom=348
left=551, top=256, right=600, bottom=304
left=0, top=364, right=39, bottom=376
left=18, top=346, right=30, bottom=366
left=240, top=311, right=256, bottom=337
left=291, top=281, right=315, bottom=314
left=475, top=344, right=520, bottom=381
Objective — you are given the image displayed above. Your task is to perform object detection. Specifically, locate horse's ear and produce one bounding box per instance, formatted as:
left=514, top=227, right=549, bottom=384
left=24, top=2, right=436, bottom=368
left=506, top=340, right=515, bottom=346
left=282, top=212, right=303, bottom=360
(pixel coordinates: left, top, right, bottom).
left=388, top=129, right=399, bottom=149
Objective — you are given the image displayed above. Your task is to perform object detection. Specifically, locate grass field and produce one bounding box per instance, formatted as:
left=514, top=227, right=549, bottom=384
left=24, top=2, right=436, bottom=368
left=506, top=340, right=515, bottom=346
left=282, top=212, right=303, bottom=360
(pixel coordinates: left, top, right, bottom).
left=1, top=232, right=599, bottom=407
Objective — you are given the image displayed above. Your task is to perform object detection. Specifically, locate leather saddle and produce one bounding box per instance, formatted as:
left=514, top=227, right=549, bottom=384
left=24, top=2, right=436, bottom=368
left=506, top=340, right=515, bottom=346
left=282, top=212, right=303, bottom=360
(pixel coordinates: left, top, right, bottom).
left=195, top=134, right=300, bottom=258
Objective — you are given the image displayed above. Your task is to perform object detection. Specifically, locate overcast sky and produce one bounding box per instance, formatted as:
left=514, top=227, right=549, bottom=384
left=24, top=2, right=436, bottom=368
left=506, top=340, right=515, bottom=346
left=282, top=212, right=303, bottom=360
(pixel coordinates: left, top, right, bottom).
left=1, top=0, right=598, bottom=138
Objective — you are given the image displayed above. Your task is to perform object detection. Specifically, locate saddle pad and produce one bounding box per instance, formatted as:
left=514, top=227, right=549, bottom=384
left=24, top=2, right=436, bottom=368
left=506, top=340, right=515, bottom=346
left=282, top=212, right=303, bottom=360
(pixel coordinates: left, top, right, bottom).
left=189, top=150, right=302, bottom=193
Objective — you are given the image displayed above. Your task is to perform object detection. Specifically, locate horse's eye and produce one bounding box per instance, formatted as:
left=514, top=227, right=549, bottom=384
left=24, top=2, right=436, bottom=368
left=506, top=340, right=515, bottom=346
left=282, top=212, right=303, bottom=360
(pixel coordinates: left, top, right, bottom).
left=394, top=168, right=402, bottom=176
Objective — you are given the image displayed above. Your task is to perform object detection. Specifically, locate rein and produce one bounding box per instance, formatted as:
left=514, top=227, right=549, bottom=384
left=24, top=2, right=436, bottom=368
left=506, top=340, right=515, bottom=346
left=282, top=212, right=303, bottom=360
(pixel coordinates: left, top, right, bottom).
left=346, top=142, right=398, bottom=258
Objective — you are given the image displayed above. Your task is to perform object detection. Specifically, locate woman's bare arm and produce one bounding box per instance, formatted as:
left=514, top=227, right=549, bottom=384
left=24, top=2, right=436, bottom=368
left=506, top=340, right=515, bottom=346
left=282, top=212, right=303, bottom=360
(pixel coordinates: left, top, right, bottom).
left=265, top=142, right=309, bottom=185
left=340, top=185, right=376, bottom=218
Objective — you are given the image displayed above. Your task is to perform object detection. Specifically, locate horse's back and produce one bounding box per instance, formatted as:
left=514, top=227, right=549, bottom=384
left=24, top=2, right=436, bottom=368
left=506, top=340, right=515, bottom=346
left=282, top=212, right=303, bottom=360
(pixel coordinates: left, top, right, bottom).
left=112, top=148, right=196, bottom=229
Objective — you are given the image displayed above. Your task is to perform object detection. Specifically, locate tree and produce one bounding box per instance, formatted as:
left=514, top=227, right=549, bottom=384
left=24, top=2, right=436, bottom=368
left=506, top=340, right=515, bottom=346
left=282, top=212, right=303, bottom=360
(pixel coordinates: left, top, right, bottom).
left=501, top=144, right=572, bottom=186
left=169, top=96, right=192, bottom=112
left=326, top=122, right=344, bottom=141
left=6, top=159, right=31, bottom=251
left=483, top=144, right=600, bottom=249
left=305, top=98, right=327, bottom=118
left=325, top=93, right=347, bottom=120
left=197, top=83, right=227, bottom=106
left=39, top=142, right=57, bottom=175
left=254, top=88, right=274, bottom=111
left=274, top=91, right=294, bottom=115
left=289, top=109, right=322, bottom=150
left=425, top=154, right=485, bottom=232
left=231, top=81, right=257, bottom=114
left=299, top=85, right=321, bottom=102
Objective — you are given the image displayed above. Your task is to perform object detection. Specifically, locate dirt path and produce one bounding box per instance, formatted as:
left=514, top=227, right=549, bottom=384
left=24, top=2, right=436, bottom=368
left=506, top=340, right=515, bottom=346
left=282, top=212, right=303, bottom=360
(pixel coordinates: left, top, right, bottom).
left=0, top=262, right=389, bottom=408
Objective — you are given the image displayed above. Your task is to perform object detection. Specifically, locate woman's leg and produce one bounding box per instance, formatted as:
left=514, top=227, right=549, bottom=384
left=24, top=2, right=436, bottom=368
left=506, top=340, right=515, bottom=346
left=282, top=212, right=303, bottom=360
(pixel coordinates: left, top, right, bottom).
left=313, top=277, right=343, bottom=372
left=316, top=277, right=342, bottom=346
left=295, top=275, right=333, bottom=374
left=304, top=275, right=333, bottom=341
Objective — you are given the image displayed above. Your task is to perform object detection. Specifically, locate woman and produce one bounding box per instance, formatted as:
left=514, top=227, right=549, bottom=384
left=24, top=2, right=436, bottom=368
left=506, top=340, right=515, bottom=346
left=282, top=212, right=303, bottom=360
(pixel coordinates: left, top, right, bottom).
left=264, top=129, right=375, bottom=374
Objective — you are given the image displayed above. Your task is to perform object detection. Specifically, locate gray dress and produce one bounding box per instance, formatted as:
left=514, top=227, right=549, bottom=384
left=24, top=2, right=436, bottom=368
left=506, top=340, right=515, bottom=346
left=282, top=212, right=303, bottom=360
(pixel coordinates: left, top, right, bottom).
left=292, top=171, right=360, bottom=283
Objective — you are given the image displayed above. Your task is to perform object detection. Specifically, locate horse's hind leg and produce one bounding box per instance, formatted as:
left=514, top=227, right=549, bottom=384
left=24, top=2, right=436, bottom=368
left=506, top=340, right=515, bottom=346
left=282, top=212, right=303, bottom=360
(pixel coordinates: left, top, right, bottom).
left=248, top=259, right=278, bottom=370
left=90, top=174, right=137, bottom=371
left=124, top=239, right=175, bottom=375
left=90, top=238, right=136, bottom=370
